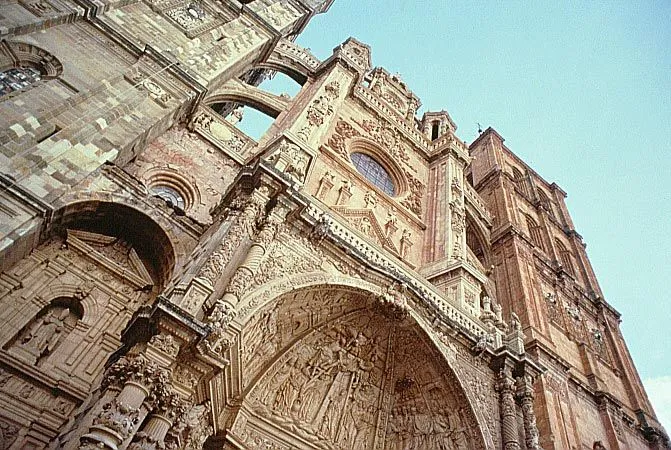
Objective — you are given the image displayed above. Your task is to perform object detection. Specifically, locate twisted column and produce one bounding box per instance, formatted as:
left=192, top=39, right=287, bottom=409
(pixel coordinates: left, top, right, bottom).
left=196, top=187, right=271, bottom=288
left=219, top=209, right=284, bottom=307
left=497, top=367, right=521, bottom=450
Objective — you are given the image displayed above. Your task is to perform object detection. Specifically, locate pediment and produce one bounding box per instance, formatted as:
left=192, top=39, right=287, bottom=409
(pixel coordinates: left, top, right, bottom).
left=330, top=206, right=400, bottom=256
left=66, top=229, right=154, bottom=289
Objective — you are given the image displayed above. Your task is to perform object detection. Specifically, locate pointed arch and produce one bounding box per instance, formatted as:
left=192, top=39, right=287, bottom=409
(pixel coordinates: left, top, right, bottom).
left=229, top=275, right=492, bottom=449
left=555, top=238, right=575, bottom=276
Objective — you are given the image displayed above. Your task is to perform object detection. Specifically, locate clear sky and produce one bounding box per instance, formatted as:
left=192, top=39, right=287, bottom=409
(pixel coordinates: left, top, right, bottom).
left=243, top=1, right=671, bottom=428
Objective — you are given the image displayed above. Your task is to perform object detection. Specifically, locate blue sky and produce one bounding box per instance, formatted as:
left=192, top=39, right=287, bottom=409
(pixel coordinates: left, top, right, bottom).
left=242, top=1, right=671, bottom=428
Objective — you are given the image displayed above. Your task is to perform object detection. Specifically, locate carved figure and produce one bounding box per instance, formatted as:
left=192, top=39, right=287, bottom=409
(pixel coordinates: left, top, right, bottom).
left=364, top=190, right=378, bottom=208
left=18, top=306, right=71, bottom=362
left=400, top=228, right=413, bottom=258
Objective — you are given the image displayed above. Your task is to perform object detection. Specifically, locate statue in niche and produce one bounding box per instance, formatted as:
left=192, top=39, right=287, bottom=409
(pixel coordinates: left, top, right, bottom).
left=12, top=303, right=78, bottom=365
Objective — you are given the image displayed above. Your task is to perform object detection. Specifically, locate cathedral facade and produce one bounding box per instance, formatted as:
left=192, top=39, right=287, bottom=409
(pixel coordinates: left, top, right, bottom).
left=0, top=1, right=666, bottom=449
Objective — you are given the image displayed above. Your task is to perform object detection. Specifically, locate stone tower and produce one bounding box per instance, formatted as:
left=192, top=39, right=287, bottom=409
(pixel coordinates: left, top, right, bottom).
left=0, top=1, right=666, bottom=449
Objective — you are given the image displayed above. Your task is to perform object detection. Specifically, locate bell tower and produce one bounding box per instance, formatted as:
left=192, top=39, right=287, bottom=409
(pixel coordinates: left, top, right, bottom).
left=469, top=127, right=667, bottom=449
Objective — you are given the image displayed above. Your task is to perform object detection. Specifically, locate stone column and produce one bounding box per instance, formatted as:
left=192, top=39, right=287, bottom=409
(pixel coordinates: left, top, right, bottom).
left=196, top=186, right=271, bottom=289
left=497, top=367, right=521, bottom=450
left=219, top=204, right=286, bottom=307
left=178, top=186, right=272, bottom=316
left=129, top=390, right=181, bottom=450
left=200, top=201, right=289, bottom=360
left=77, top=354, right=169, bottom=450
left=517, top=375, right=542, bottom=450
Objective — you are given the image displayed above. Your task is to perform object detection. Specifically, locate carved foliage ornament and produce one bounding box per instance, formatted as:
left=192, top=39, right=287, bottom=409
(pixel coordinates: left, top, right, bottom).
left=191, top=110, right=246, bottom=155
left=266, top=139, right=310, bottom=183
left=298, top=80, right=340, bottom=141
left=149, top=333, right=180, bottom=357
left=197, top=188, right=270, bottom=287
left=325, top=119, right=425, bottom=216
left=91, top=398, right=140, bottom=441
left=102, top=354, right=170, bottom=391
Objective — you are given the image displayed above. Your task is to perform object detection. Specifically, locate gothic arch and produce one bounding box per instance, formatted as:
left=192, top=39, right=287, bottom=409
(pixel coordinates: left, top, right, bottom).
left=254, top=61, right=310, bottom=85
left=465, top=212, right=491, bottom=268
left=262, top=38, right=321, bottom=85
left=204, top=79, right=289, bottom=119
left=233, top=275, right=492, bottom=449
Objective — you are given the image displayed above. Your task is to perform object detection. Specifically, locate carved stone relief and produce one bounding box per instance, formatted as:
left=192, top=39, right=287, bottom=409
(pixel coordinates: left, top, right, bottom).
left=298, top=80, right=341, bottom=142
left=323, top=118, right=425, bottom=216
left=0, top=418, right=20, bottom=450
left=238, top=288, right=483, bottom=450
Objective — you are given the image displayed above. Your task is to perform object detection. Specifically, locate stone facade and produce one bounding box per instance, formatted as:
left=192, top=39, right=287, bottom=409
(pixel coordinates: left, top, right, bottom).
left=0, top=1, right=666, bottom=449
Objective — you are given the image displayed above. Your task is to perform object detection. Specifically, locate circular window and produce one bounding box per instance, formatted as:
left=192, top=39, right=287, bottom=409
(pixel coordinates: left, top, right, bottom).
left=151, top=185, right=185, bottom=209
left=351, top=152, right=396, bottom=196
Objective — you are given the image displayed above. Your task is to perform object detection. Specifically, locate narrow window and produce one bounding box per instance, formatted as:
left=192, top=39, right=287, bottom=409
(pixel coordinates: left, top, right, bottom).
left=525, top=214, right=545, bottom=251
left=555, top=239, right=575, bottom=276
left=513, top=168, right=530, bottom=198
left=431, top=121, right=440, bottom=140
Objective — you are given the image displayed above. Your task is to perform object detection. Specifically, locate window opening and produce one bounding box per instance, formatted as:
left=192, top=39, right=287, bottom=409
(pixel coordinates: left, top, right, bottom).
left=0, top=67, right=42, bottom=97
left=151, top=185, right=185, bottom=210
left=555, top=239, right=575, bottom=276
left=525, top=215, right=545, bottom=251
left=351, top=152, right=396, bottom=196
left=431, top=121, right=439, bottom=140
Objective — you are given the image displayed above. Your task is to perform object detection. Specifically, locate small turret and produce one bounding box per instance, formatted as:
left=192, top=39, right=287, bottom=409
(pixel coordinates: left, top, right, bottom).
left=421, top=110, right=456, bottom=141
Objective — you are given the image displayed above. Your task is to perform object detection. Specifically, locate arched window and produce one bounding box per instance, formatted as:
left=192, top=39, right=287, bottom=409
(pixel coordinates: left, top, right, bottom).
left=7, top=297, right=82, bottom=366
left=0, top=67, right=42, bottom=96
left=538, top=190, right=556, bottom=220
left=512, top=167, right=530, bottom=198
left=351, top=152, right=396, bottom=196
left=151, top=185, right=186, bottom=210
left=555, top=239, right=575, bottom=276
left=0, top=41, right=62, bottom=98
left=525, top=214, right=545, bottom=251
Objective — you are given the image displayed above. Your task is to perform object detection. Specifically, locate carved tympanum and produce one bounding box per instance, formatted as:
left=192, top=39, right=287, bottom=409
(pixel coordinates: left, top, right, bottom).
left=239, top=289, right=481, bottom=450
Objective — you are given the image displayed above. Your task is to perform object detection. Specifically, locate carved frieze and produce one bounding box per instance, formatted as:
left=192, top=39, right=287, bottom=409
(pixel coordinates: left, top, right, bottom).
left=162, top=1, right=221, bottom=38
left=19, top=0, right=58, bottom=16
left=125, top=71, right=173, bottom=108
left=0, top=418, right=20, bottom=449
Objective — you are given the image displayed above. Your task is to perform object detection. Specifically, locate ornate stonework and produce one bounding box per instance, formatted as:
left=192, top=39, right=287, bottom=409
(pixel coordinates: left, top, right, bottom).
left=0, top=1, right=665, bottom=449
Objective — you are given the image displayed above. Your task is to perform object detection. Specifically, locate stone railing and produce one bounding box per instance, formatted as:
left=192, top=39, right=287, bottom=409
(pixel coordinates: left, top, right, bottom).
left=190, top=106, right=257, bottom=164
left=464, top=181, right=492, bottom=224
left=274, top=39, right=321, bottom=70
left=305, top=203, right=487, bottom=339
